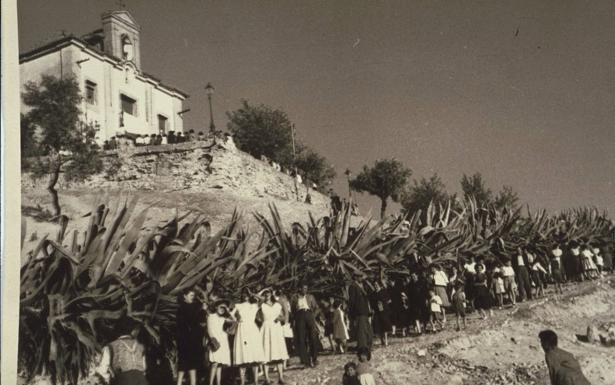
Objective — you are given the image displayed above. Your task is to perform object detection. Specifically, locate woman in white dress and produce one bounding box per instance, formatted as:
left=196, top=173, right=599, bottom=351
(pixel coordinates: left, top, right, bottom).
left=207, top=301, right=232, bottom=385
left=233, top=289, right=265, bottom=385
left=260, top=289, right=289, bottom=384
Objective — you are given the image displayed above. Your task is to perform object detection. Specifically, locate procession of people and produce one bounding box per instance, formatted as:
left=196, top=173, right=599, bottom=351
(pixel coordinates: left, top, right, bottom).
left=96, top=240, right=611, bottom=385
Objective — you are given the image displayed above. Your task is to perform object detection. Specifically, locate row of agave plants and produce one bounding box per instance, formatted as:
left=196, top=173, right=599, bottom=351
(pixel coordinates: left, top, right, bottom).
left=19, top=197, right=614, bottom=384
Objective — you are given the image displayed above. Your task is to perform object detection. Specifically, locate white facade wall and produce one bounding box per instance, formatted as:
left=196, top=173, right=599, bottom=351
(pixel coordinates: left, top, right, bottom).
left=20, top=42, right=185, bottom=143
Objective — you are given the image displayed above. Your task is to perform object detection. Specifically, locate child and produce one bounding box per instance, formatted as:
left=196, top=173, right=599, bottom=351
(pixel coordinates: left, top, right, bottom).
left=593, top=248, right=604, bottom=276
left=451, top=281, right=467, bottom=331
left=493, top=272, right=505, bottom=309
left=324, top=297, right=336, bottom=352
left=332, top=300, right=350, bottom=353
left=427, top=288, right=444, bottom=332
left=356, top=347, right=376, bottom=385
left=530, top=258, right=548, bottom=298
left=343, top=362, right=360, bottom=385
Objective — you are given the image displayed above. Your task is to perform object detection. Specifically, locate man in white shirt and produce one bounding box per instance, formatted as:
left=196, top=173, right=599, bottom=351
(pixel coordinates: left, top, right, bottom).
left=464, top=256, right=477, bottom=275
left=291, top=284, right=321, bottom=367
left=502, top=260, right=517, bottom=305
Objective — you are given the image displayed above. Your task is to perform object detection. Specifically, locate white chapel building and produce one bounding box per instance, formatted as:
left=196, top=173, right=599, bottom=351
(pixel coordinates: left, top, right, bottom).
left=19, top=10, right=188, bottom=142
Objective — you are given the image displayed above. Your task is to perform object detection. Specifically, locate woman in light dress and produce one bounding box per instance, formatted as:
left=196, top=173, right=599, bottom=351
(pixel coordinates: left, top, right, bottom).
left=260, top=289, right=288, bottom=384
left=233, top=289, right=265, bottom=385
left=207, top=301, right=233, bottom=385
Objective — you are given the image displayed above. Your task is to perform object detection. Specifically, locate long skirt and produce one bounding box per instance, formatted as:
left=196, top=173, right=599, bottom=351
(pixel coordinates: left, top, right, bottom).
left=233, top=321, right=265, bottom=365
left=434, top=286, right=450, bottom=307
left=261, top=321, right=289, bottom=362
left=354, top=316, right=373, bottom=353
left=372, top=311, right=392, bottom=334
left=473, top=285, right=492, bottom=310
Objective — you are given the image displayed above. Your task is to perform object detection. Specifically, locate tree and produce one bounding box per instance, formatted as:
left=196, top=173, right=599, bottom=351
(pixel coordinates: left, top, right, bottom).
left=494, top=185, right=520, bottom=210
left=401, top=174, right=451, bottom=222
left=350, top=158, right=411, bottom=219
left=22, top=75, right=102, bottom=217
left=20, top=113, right=39, bottom=167
left=226, top=100, right=294, bottom=166
left=460, top=172, right=492, bottom=208
left=294, top=146, right=336, bottom=189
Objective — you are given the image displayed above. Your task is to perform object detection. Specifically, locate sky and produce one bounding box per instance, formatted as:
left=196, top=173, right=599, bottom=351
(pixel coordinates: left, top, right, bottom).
left=17, top=0, right=615, bottom=215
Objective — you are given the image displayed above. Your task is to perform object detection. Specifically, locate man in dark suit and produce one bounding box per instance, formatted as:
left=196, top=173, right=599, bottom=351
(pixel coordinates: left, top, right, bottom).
left=348, top=276, right=373, bottom=359
left=291, top=283, right=322, bottom=367
left=539, top=330, right=591, bottom=385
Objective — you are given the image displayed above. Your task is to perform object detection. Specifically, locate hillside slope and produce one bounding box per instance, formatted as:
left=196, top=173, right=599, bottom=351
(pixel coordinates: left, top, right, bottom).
left=21, top=141, right=337, bottom=255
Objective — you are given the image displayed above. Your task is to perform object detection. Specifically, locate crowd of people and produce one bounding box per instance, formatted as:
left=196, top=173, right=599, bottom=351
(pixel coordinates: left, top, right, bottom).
left=97, top=240, right=612, bottom=385
left=101, top=130, right=226, bottom=150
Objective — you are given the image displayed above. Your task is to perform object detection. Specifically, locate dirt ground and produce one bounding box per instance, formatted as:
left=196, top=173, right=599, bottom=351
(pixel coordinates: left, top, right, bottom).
left=281, top=278, right=615, bottom=385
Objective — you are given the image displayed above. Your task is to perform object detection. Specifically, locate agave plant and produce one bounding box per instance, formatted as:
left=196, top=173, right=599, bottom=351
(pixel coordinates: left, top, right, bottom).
left=19, top=198, right=266, bottom=384
left=19, top=196, right=614, bottom=384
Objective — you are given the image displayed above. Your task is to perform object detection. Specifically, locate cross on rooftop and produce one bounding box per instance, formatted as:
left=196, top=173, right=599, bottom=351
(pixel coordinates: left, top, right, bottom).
left=115, top=0, right=127, bottom=9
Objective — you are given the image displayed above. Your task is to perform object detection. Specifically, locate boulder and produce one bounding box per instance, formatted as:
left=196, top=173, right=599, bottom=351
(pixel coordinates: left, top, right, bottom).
left=587, top=324, right=600, bottom=343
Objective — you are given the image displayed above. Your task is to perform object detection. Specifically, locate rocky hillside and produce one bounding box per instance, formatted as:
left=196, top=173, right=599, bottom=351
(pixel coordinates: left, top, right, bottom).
left=21, top=140, right=334, bottom=255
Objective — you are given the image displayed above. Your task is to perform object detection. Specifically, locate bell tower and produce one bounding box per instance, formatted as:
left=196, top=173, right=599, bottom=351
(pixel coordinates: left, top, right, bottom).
left=101, top=10, right=141, bottom=70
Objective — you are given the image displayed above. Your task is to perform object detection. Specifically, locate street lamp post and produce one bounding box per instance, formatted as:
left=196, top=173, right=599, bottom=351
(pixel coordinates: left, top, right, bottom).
left=344, top=169, right=352, bottom=199
left=291, top=123, right=299, bottom=201
left=205, top=82, right=216, bottom=134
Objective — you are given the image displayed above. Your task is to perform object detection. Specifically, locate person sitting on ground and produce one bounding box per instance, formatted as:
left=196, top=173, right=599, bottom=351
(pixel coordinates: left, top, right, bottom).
left=356, top=347, right=376, bottom=385
left=143, top=134, right=151, bottom=146
left=538, top=329, right=591, bottom=385
left=161, top=134, right=168, bottom=145
left=342, top=362, right=360, bottom=385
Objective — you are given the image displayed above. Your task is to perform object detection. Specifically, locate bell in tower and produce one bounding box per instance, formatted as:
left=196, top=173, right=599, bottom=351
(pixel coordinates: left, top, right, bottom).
left=101, top=10, right=141, bottom=70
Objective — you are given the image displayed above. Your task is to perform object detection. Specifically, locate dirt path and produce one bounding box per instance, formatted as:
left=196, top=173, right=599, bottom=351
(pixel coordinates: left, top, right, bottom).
left=283, top=278, right=615, bottom=385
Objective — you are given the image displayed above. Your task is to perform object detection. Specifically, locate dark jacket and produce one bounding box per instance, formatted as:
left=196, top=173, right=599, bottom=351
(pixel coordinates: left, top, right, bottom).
left=545, top=347, right=591, bottom=385
left=347, top=283, right=371, bottom=318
